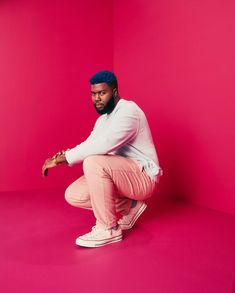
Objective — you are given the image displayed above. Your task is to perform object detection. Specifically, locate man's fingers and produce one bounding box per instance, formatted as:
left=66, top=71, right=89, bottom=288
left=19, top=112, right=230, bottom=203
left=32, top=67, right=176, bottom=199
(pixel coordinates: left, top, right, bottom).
left=42, top=157, right=56, bottom=177
left=43, top=168, right=48, bottom=176
left=42, top=165, right=48, bottom=177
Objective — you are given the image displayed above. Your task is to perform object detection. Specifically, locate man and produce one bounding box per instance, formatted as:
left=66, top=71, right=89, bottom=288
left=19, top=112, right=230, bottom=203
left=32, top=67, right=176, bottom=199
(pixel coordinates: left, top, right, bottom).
left=42, top=70, right=162, bottom=248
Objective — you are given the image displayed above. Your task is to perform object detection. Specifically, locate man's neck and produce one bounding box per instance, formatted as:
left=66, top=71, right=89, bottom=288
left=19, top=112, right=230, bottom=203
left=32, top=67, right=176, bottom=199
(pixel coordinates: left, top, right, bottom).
left=114, top=96, right=120, bottom=106
left=107, top=97, right=120, bottom=115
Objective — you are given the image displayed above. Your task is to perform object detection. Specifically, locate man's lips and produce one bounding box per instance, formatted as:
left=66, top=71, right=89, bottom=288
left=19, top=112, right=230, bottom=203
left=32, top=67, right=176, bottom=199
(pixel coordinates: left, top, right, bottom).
left=95, top=103, right=104, bottom=108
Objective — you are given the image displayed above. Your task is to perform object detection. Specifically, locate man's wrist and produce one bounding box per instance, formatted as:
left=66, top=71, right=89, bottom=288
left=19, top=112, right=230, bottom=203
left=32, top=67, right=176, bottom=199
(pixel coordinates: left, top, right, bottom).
left=55, top=153, right=68, bottom=165
left=52, top=149, right=70, bottom=165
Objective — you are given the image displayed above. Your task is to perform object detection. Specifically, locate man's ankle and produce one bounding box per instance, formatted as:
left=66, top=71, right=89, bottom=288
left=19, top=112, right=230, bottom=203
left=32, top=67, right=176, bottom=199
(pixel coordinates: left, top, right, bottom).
left=131, top=200, right=137, bottom=208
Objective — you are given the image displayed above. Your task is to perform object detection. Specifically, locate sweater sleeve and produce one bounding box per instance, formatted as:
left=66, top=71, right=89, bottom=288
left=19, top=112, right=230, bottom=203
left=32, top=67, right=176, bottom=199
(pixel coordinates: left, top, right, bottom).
left=65, top=105, right=139, bottom=165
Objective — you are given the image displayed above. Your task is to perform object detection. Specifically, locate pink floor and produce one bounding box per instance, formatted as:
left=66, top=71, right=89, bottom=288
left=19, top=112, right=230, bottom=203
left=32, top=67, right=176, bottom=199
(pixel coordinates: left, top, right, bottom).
left=1, top=188, right=235, bottom=293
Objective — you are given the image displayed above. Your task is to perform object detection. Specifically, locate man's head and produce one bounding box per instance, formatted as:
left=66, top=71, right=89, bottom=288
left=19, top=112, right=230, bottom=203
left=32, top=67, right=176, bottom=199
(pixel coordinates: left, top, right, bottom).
left=89, top=70, right=119, bottom=115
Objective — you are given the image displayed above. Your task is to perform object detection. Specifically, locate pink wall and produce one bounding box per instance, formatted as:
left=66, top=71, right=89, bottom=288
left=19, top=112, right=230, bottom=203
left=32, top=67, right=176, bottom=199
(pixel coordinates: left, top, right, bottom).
left=1, top=0, right=234, bottom=215
left=0, top=0, right=113, bottom=192
left=114, top=0, right=235, bottom=214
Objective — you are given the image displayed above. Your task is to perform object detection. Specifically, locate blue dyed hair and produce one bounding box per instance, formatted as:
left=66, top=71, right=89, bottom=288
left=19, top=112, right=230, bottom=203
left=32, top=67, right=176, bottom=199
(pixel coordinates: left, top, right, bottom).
left=89, top=70, right=118, bottom=90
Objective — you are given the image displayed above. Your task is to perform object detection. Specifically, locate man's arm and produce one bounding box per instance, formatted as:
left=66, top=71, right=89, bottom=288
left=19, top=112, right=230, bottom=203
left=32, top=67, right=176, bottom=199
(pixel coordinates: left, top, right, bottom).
left=65, top=105, right=140, bottom=165
left=41, top=117, right=102, bottom=176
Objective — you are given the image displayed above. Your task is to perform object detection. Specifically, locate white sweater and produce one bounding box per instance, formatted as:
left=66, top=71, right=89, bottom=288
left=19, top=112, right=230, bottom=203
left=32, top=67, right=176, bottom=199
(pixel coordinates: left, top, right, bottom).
left=65, top=99, right=162, bottom=181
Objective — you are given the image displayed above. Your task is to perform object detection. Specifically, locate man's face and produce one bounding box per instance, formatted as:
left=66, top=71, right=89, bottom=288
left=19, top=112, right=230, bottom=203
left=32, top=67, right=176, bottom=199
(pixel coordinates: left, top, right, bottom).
left=91, top=83, right=116, bottom=115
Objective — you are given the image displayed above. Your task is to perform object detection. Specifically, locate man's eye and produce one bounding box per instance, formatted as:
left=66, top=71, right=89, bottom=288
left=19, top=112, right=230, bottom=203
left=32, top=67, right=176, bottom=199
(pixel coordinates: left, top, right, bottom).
left=100, top=91, right=106, bottom=95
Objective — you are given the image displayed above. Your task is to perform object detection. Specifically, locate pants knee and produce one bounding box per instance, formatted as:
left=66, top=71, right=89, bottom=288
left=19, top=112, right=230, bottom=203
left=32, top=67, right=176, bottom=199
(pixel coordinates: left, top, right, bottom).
left=64, top=186, right=73, bottom=205
left=64, top=186, right=81, bottom=206
left=64, top=186, right=91, bottom=209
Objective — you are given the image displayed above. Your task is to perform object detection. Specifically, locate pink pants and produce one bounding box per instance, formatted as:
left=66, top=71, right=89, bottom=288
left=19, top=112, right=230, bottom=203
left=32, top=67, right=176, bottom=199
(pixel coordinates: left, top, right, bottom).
left=65, top=155, right=156, bottom=229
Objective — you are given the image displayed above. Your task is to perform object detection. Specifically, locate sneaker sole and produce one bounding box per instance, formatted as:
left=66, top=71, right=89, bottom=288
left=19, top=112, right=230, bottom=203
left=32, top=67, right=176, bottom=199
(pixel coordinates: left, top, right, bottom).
left=120, top=203, right=147, bottom=230
left=75, top=235, right=122, bottom=248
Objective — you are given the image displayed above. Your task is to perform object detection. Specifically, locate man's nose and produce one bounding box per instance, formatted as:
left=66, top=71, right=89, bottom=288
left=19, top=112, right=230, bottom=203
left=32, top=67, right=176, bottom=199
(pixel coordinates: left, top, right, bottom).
left=94, top=93, right=101, bottom=101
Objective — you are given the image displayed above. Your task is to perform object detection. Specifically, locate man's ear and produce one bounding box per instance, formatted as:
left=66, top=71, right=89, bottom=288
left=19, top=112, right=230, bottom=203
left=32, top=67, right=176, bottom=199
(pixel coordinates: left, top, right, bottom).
left=113, top=88, right=118, bottom=97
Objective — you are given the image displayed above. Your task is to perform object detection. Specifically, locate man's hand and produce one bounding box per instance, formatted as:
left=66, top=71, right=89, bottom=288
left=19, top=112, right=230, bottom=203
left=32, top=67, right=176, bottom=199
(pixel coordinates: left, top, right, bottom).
left=42, top=157, right=57, bottom=177
left=42, top=150, right=68, bottom=177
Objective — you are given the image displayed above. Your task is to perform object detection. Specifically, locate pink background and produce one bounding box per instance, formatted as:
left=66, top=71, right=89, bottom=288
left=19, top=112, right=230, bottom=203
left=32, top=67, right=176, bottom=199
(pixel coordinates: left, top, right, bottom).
left=0, top=0, right=234, bottom=214
left=114, top=0, right=235, bottom=215
left=0, top=0, right=113, bottom=191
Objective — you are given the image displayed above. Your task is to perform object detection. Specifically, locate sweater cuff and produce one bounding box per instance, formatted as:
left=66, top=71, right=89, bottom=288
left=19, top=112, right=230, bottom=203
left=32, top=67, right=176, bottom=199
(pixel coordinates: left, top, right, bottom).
left=65, top=149, right=75, bottom=166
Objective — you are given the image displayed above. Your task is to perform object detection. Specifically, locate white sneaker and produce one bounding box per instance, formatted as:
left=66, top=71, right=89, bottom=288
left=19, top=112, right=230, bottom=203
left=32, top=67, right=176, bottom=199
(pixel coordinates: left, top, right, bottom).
left=75, top=225, right=122, bottom=248
left=118, top=201, right=147, bottom=230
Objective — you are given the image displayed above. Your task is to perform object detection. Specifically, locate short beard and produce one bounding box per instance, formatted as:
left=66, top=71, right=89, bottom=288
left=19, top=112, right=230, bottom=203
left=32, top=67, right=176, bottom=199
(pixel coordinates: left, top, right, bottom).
left=94, top=95, right=116, bottom=115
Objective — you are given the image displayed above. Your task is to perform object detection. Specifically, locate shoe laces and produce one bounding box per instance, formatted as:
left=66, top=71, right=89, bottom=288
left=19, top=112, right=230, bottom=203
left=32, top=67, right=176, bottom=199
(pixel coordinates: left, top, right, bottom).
left=85, top=225, right=108, bottom=239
